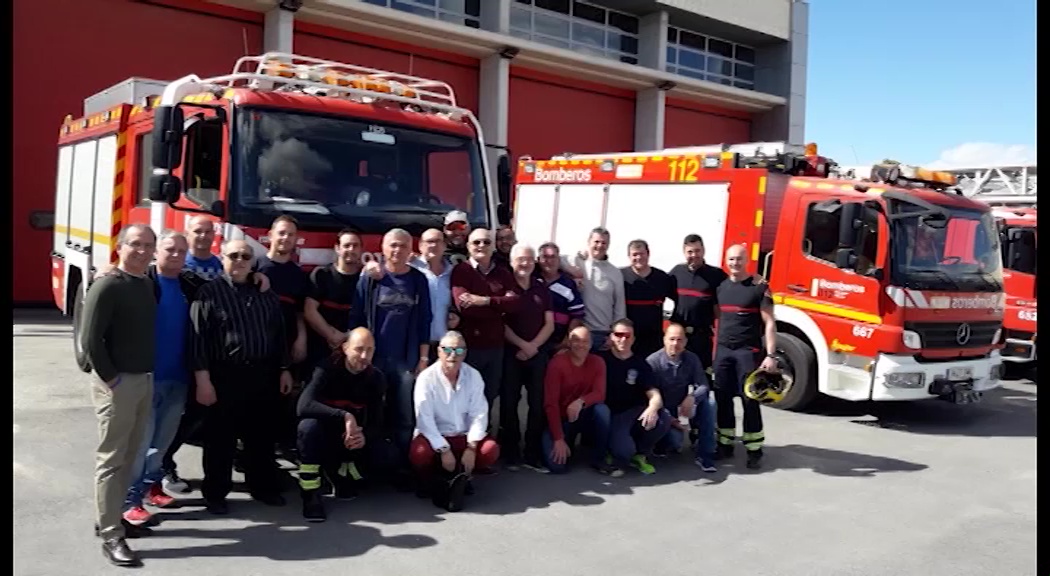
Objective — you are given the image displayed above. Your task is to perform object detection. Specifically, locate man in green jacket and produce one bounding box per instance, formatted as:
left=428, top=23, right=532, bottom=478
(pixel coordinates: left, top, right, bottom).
left=81, top=224, right=157, bottom=568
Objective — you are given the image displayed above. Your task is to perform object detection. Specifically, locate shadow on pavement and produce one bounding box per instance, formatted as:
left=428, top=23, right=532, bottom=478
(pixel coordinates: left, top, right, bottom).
left=13, top=308, right=68, bottom=327
left=803, top=385, right=1037, bottom=438
left=716, top=443, right=928, bottom=477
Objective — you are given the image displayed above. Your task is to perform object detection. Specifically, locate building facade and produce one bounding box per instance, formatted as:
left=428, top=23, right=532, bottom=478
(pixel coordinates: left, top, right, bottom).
left=13, top=0, right=808, bottom=304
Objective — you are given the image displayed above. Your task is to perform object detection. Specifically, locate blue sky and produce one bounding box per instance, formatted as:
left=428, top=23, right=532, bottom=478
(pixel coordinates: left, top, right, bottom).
left=805, top=0, right=1036, bottom=169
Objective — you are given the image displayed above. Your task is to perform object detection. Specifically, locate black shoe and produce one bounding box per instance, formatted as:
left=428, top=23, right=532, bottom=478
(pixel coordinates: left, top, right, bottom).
left=746, top=449, right=763, bottom=470
left=252, top=492, right=287, bottom=507
left=333, top=478, right=358, bottom=501
left=102, top=537, right=142, bottom=567
left=432, top=472, right=468, bottom=512
left=301, top=489, right=326, bottom=523
left=94, top=520, right=152, bottom=539
left=464, top=479, right=476, bottom=496
left=205, top=499, right=229, bottom=515
left=715, top=444, right=735, bottom=461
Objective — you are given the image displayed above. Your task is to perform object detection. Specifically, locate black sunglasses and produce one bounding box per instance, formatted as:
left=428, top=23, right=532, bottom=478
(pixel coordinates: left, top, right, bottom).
left=225, top=252, right=252, bottom=261
left=471, top=239, right=492, bottom=246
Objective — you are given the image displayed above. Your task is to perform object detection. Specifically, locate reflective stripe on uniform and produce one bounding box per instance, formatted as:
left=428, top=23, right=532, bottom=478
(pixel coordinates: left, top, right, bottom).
left=742, top=431, right=765, bottom=452
left=717, top=428, right=736, bottom=445
left=338, top=462, right=363, bottom=481
left=299, top=463, right=322, bottom=490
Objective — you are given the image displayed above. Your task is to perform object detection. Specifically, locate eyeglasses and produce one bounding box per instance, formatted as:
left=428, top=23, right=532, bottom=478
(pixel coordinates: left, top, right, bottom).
left=611, top=331, right=632, bottom=339
left=440, top=346, right=466, bottom=356
left=225, top=252, right=252, bottom=261
left=470, top=239, right=492, bottom=246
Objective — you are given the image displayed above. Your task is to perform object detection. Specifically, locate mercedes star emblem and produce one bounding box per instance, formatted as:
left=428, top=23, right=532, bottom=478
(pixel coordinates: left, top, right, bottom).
left=956, top=323, right=972, bottom=346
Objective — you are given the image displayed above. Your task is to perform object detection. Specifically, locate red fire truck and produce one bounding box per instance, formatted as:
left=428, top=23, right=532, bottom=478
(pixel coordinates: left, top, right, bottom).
left=51, top=52, right=510, bottom=371
left=988, top=206, right=1037, bottom=376
left=512, top=144, right=1006, bottom=410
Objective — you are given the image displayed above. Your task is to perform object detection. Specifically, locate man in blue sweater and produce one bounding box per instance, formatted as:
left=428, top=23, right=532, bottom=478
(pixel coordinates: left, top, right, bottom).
left=350, top=228, right=432, bottom=463
left=646, top=323, right=718, bottom=472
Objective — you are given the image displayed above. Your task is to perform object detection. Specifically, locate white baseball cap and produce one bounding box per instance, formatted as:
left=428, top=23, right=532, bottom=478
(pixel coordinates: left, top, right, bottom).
left=444, top=210, right=469, bottom=226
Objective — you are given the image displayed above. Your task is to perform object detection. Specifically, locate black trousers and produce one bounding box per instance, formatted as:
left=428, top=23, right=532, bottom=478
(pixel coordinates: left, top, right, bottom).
left=200, top=362, right=283, bottom=502
left=296, top=417, right=397, bottom=487
left=498, top=351, right=548, bottom=462
left=686, top=332, right=714, bottom=370
left=712, top=345, right=765, bottom=451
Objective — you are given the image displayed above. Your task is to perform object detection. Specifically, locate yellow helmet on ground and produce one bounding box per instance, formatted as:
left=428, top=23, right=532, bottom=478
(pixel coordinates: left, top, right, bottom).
left=744, top=368, right=788, bottom=404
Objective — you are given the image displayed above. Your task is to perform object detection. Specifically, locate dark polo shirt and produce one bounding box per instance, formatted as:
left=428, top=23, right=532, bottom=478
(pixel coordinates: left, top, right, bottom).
left=504, top=276, right=552, bottom=354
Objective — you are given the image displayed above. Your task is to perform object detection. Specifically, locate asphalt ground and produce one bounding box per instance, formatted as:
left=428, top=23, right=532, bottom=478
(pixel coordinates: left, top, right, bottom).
left=13, top=309, right=1038, bottom=576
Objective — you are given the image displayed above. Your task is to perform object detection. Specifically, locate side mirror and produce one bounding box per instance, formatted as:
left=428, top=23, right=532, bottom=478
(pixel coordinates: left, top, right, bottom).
left=838, top=202, right=861, bottom=247
left=152, top=105, right=185, bottom=170
left=834, top=247, right=857, bottom=270
left=149, top=173, right=182, bottom=204
left=209, top=199, right=225, bottom=218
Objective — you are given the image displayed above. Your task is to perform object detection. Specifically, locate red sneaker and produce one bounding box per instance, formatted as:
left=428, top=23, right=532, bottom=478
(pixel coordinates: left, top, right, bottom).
left=122, top=506, right=152, bottom=526
left=145, top=483, right=176, bottom=508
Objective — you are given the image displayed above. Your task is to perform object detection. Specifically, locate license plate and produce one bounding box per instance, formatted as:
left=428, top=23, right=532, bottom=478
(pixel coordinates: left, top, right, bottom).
left=947, top=367, right=973, bottom=381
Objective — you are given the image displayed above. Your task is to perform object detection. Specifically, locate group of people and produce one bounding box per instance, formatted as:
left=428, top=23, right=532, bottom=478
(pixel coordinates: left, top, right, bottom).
left=79, top=209, right=778, bottom=568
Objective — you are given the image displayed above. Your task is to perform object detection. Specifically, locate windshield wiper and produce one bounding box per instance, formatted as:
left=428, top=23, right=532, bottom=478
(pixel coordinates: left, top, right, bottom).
left=245, top=197, right=324, bottom=206
left=910, top=268, right=962, bottom=291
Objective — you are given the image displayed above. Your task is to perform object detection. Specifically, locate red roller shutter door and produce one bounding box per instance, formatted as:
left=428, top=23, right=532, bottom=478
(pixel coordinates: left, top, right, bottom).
left=664, top=98, right=752, bottom=149
left=14, top=0, right=265, bottom=304
left=509, top=68, right=634, bottom=161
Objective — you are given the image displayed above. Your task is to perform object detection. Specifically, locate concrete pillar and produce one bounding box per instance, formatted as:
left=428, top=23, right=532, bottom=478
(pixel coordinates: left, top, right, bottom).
left=751, top=1, right=808, bottom=145
left=634, top=87, right=665, bottom=151
left=480, top=0, right=511, bottom=34
left=264, top=6, right=296, bottom=53
left=637, top=11, right=669, bottom=71
left=479, top=53, right=511, bottom=198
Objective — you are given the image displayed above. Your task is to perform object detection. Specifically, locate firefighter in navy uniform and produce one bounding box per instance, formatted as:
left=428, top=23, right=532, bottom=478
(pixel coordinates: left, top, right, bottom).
left=668, top=234, right=728, bottom=370
left=712, top=244, right=779, bottom=470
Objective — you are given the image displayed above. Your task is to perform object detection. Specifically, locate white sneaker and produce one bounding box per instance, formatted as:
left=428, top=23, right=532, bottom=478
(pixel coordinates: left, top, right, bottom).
left=162, top=472, right=190, bottom=494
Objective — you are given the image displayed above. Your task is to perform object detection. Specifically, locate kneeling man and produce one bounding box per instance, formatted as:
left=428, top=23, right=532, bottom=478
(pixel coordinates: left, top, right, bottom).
left=297, top=328, right=394, bottom=522
left=410, top=331, right=500, bottom=511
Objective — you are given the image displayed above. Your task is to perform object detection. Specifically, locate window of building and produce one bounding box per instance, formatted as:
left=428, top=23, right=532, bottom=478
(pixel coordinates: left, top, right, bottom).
left=666, top=26, right=756, bottom=90
left=363, top=0, right=482, bottom=29
left=510, top=0, right=640, bottom=65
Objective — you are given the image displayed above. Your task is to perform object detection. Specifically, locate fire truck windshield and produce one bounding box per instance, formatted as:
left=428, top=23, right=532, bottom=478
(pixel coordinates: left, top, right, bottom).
left=231, top=107, right=487, bottom=234
left=889, top=202, right=1003, bottom=292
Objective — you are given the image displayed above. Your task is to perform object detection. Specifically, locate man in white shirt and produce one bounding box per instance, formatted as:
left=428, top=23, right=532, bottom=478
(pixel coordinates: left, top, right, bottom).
left=410, top=330, right=500, bottom=510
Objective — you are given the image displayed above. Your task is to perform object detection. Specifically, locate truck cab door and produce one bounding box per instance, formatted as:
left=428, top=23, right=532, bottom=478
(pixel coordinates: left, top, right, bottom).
left=783, top=195, right=887, bottom=400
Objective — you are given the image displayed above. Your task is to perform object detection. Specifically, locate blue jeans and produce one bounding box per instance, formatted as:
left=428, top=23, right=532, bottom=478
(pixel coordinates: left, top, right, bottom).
left=609, top=405, right=673, bottom=467
left=657, top=393, right=717, bottom=463
left=541, top=403, right=612, bottom=474
left=125, top=380, right=187, bottom=508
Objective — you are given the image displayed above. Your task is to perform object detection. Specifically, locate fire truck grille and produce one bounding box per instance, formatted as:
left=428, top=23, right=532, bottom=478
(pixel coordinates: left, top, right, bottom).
left=904, top=321, right=1001, bottom=349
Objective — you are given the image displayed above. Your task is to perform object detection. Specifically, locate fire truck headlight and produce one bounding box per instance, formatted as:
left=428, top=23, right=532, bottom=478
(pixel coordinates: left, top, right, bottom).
left=901, top=330, right=922, bottom=350
left=884, top=372, right=925, bottom=389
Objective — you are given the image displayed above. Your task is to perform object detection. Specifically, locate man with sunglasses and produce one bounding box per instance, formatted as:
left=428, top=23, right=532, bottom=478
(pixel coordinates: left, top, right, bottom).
left=190, top=240, right=295, bottom=515
left=602, top=318, right=672, bottom=476
left=443, top=210, right=471, bottom=265
left=450, top=228, right=519, bottom=406
left=296, top=328, right=394, bottom=522
left=411, top=331, right=500, bottom=510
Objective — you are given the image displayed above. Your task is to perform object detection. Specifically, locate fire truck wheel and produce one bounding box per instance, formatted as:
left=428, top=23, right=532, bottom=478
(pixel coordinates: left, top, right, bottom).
left=72, top=284, right=93, bottom=373
left=769, top=333, right=816, bottom=411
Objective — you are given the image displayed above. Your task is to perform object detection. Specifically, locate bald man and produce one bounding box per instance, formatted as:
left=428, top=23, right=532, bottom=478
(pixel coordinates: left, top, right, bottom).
left=712, top=244, right=778, bottom=470
left=183, top=215, right=223, bottom=280
left=295, top=328, right=394, bottom=522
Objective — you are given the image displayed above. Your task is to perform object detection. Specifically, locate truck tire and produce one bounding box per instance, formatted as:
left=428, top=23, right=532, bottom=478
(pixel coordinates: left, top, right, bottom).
left=770, top=333, right=817, bottom=411
left=72, top=284, right=93, bottom=373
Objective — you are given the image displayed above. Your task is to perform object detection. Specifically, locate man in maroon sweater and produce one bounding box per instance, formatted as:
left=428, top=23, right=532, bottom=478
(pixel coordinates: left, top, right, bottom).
left=541, top=326, right=617, bottom=476
left=450, top=228, right=519, bottom=405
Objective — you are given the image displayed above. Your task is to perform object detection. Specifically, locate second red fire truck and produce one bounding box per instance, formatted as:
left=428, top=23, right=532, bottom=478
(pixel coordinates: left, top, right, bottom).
left=512, top=143, right=1006, bottom=410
